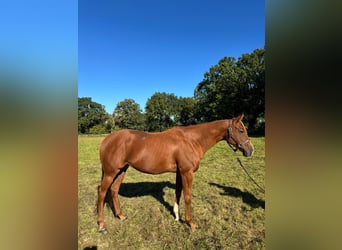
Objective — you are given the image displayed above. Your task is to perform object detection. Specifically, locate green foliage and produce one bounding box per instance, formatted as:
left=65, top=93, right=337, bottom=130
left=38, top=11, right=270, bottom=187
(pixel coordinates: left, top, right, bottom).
left=145, top=93, right=199, bottom=131
left=178, top=97, right=198, bottom=125
left=237, top=48, right=265, bottom=134
left=145, top=92, right=179, bottom=132
left=78, top=97, right=112, bottom=134
left=195, top=56, right=243, bottom=121
left=113, top=98, right=145, bottom=130
left=88, top=124, right=107, bottom=134
left=194, top=48, right=265, bottom=134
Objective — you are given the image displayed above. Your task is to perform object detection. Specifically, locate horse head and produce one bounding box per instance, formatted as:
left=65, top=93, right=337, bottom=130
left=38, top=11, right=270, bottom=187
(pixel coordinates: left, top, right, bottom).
left=226, top=114, right=254, bottom=157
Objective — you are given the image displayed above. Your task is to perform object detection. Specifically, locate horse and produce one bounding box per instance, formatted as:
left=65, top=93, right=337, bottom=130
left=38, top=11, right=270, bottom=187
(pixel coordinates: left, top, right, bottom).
left=97, top=114, right=254, bottom=233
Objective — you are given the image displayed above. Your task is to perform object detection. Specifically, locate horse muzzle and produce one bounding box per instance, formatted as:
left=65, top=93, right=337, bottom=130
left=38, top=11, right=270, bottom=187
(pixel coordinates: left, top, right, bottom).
left=239, top=142, right=254, bottom=157
left=239, top=140, right=254, bottom=157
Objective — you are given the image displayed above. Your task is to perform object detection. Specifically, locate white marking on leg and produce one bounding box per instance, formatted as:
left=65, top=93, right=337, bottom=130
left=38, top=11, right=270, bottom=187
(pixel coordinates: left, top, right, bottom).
left=173, top=202, right=179, bottom=221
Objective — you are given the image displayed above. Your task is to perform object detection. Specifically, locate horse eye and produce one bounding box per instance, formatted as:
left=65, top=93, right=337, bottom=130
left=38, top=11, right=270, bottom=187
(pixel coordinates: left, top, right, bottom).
left=238, top=129, right=244, bottom=134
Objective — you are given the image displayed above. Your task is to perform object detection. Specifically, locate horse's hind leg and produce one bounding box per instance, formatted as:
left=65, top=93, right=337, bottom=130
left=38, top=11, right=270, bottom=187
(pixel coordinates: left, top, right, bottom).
left=97, top=173, right=115, bottom=233
left=110, top=164, right=129, bottom=221
left=174, top=168, right=182, bottom=221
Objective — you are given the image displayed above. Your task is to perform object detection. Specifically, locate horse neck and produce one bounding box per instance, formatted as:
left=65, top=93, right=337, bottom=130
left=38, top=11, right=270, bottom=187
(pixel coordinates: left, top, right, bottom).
left=186, top=120, right=229, bottom=154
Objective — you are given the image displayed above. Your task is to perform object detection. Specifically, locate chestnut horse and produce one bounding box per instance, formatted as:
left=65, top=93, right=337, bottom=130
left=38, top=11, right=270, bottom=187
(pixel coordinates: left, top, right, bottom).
left=97, top=114, right=254, bottom=233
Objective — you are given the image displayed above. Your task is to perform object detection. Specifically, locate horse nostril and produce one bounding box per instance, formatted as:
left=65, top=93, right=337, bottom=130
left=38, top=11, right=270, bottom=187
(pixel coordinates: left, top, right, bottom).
left=244, top=148, right=254, bottom=157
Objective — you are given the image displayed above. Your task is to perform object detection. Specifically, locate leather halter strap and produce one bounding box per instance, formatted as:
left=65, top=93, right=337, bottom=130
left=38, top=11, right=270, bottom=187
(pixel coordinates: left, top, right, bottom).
left=227, top=120, right=250, bottom=151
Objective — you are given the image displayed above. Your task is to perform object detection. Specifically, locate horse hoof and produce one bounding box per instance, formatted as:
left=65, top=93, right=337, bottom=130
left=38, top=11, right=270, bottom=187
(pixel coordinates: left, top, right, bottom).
left=118, top=215, right=127, bottom=222
left=98, top=228, right=108, bottom=234
left=188, top=222, right=196, bottom=229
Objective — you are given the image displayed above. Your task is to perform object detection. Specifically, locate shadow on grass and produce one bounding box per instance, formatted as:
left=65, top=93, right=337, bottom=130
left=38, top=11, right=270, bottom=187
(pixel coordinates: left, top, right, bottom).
left=83, top=246, right=97, bottom=250
left=104, top=181, right=176, bottom=217
left=209, top=182, right=265, bottom=209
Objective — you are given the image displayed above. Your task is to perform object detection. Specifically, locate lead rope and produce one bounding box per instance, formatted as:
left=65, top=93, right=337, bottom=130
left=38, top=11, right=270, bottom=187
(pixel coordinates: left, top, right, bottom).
left=227, top=120, right=265, bottom=193
left=236, top=157, right=265, bottom=193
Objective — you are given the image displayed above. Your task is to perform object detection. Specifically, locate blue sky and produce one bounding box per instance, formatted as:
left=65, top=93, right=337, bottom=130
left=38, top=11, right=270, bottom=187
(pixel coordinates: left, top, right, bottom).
left=79, top=0, right=264, bottom=113
left=1, top=1, right=77, bottom=89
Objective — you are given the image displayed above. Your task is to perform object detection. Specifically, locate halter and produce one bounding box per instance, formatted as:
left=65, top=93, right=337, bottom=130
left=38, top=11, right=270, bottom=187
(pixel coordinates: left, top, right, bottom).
left=227, top=120, right=250, bottom=152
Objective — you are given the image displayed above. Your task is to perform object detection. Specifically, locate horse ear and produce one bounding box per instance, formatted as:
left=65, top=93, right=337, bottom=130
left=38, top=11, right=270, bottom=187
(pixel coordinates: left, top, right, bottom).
left=235, top=113, right=244, bottom=122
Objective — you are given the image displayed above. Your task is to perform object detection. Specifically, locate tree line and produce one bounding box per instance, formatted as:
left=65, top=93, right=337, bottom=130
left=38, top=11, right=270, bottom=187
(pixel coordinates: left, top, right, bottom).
left=78, top=48, right=265, bottom=135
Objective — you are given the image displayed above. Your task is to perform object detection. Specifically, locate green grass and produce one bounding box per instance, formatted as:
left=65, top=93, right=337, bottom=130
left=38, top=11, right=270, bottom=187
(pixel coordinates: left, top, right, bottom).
left=78, top=135, right=265, bottom=249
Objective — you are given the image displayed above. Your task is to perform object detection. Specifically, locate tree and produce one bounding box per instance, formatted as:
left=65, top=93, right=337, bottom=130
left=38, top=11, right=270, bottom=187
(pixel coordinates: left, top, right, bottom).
left=113, top=98, right=145, bottom=130
left=178, top=97, right=198, bottom=125
left=194, top=48, right=265, bottom=135
left=89, top=124, right=107, bottom=134
left=145, top=92, right=179, bottom=132
left=78, top=97, right=110, bottom=134
left=194, top=56, right=245, bottom=121
left=237, top=48, right=265, bottom=134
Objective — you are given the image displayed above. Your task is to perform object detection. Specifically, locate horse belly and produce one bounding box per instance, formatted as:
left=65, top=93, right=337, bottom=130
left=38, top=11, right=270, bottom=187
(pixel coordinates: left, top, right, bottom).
left=128, top=153, right=177, bottom=174
left=126, top=135, right=180, bottom=174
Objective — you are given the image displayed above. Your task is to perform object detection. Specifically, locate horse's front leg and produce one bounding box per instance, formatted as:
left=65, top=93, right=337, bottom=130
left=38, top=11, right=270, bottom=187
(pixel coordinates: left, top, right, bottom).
left=174, top=168, right=182, bottom=221
left=181, top=170, right=195, bottom=229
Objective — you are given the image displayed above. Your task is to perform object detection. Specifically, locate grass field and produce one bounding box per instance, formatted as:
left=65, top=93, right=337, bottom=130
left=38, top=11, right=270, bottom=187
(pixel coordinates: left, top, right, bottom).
left=78, top=135, right=265, bottom=249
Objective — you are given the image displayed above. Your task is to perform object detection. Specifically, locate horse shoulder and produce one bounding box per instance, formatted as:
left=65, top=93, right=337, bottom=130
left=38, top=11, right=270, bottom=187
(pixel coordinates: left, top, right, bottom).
left=174, top=128, right=204, bottom=169
left=178, top=128, right=203, bottom=157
